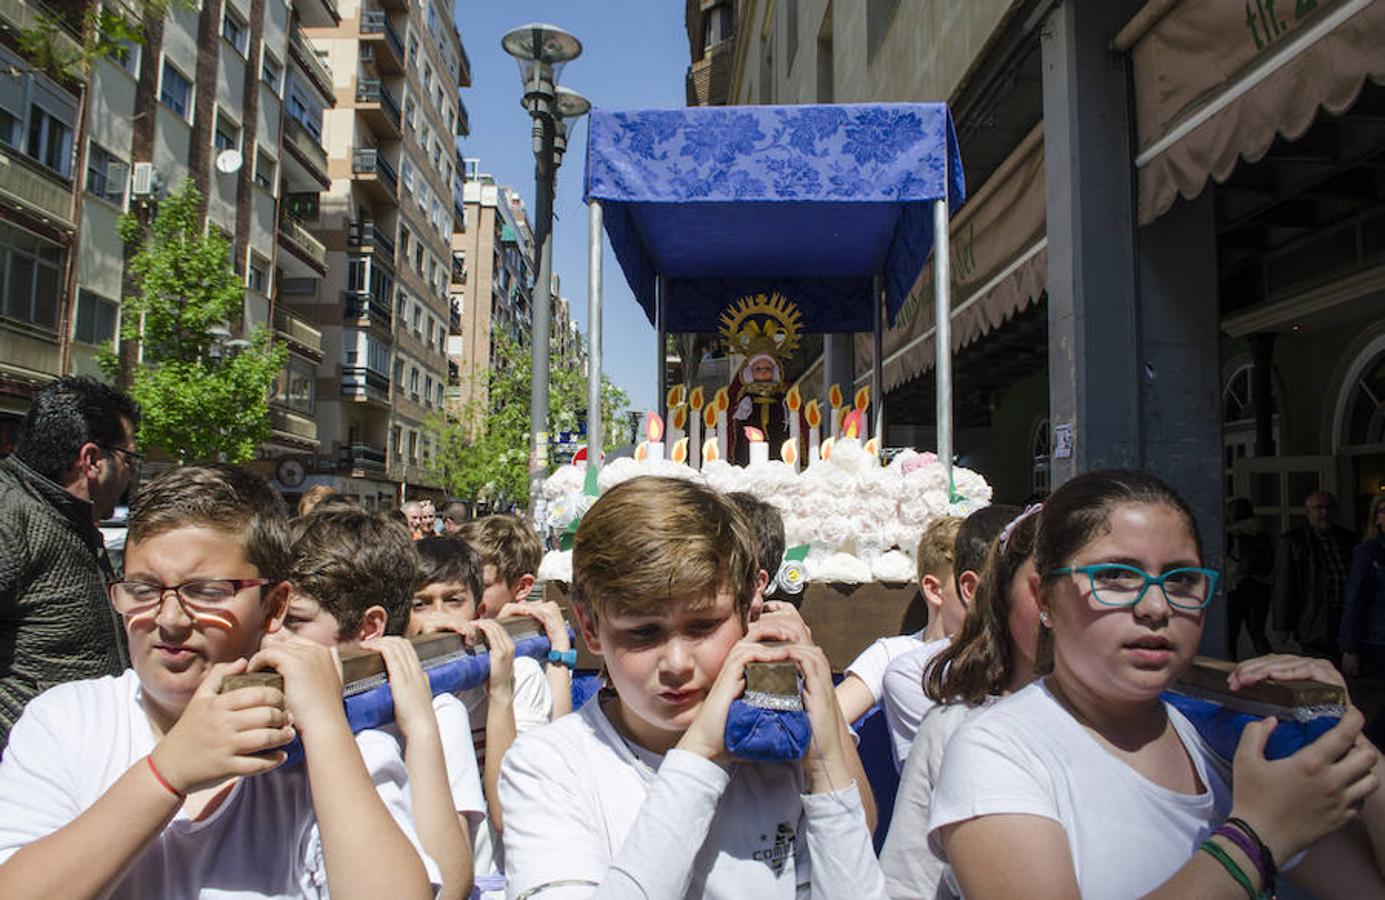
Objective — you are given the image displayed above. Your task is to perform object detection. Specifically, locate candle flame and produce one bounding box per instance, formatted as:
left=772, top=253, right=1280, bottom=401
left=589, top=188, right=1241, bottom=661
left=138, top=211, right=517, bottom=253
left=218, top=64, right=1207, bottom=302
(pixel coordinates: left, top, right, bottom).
left=672, top=404, right=687, bottom=430
left=704, top=404, right=717, bottom=429
left=671, top=437, right=689, bottom=463
left=804, top=399, right=822, bottom=429
left=820, top=436, right=836, bottom=461
left=743, top=426, right=765, bottom=443
left=828, top=383, right=844, bottom=409
left=714, top=386, right=730, bottom=412
left=864, top=437, right=879, bottom=456
left=786, top=384, right=802, bottom=412
left=842, top=409, right=863, bottom=440
left=780, top=438, right=798, bottom=465
left=701, top=438, right=720, bottom=463
left=645, top=411, right=664, bottom=442
left=666, top=384, right=686, bottom=408
left=854, top=386, right=870, bottom=411
left=634, top=441, right=649, bottom=462
left=689, top=385, right=705, bottom=411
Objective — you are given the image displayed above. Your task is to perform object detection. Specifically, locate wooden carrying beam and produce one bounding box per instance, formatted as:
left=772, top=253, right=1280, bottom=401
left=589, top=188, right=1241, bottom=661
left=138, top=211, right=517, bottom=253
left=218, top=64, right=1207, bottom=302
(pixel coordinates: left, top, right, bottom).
left=221, top=616, right=547, bottom=694
left=1173, top=656, right=1347, bottom=711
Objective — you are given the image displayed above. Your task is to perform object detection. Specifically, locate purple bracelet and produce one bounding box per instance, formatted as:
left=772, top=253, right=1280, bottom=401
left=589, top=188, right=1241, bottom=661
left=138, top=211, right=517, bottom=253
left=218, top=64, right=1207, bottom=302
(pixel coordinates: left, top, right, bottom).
left=1212, top=824, right=1265, bottom=885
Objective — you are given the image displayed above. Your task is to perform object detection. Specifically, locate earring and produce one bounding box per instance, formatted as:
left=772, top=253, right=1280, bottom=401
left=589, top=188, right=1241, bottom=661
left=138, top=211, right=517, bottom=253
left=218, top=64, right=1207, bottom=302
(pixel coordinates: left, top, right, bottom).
left=1039, top=609, right=1052, bottom=627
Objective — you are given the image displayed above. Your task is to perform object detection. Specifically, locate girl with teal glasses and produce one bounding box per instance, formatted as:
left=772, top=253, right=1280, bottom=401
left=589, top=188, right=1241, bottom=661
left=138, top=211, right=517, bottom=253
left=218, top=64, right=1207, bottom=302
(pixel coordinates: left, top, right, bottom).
left=929, top=468, right=1385, bottom=899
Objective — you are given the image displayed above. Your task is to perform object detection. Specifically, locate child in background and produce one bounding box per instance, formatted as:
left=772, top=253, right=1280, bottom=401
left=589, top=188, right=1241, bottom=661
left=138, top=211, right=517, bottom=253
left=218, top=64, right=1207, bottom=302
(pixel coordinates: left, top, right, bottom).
left=879, top=506, right=1042, bottom=898
left=879, top=504, right=1020, bottom=769
left=460, top=515, right=571, bottom=719
left=836, top=515, right=962, bottom=726
left=932, top=470, right=1385, bottom=898
left=0, top=464, right=436, bottom=900
left=725, top=491, right=787, bottom=616
left=500, top=476, right=886, bottom=898
left=283, top=510, right=482, bottom=900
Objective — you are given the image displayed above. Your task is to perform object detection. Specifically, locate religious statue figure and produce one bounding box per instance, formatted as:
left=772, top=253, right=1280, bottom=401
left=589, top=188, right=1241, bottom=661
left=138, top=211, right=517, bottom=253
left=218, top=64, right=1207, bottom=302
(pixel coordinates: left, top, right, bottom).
left=720, top=293, right=803, bottom=466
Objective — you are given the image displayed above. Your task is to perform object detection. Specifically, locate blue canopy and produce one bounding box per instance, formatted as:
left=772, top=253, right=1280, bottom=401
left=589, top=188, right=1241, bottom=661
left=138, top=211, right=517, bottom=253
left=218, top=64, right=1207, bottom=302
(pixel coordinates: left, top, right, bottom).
left=584, top=103, right=965, bottom=333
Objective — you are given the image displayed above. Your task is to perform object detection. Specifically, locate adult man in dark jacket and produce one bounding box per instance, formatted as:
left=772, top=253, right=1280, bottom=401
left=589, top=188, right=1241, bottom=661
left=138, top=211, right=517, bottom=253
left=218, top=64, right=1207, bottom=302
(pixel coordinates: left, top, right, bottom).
left=1272, top=491, right=1356, bottom=660
left=0, top=377, right=140, bottom=749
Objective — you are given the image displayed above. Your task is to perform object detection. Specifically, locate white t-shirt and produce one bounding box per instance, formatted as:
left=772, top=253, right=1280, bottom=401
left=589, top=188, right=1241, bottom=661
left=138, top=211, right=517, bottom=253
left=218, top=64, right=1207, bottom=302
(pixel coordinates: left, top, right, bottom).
left=462, top=654, right=551, bottom=877
left=0, top=669, right=440, bottom=899
left=498, top=695, right=888, bottom=899
left=380, top=691, right=486, bottom=825
left=879, top=698, right=996, bottom=900
left=928, top=680, right=1232, bottom=899
left=843, top=631, right=924, bottom=706
left=879, top=638, right=951, bottom=770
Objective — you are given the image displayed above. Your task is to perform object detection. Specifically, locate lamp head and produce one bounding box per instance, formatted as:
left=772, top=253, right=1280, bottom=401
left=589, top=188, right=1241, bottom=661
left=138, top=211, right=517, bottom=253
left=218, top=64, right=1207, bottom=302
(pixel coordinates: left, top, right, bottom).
left=502, top=23, right=581, bottom=111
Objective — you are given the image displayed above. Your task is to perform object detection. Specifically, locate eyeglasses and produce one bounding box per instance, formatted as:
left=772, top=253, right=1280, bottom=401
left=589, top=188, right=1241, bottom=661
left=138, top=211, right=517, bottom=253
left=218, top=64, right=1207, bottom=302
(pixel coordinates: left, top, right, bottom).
left=1047, top=563, right=1220, bottom=611
left=108, top=579, right=274, bottom=617
left=99, top=443, right=145, bottom=466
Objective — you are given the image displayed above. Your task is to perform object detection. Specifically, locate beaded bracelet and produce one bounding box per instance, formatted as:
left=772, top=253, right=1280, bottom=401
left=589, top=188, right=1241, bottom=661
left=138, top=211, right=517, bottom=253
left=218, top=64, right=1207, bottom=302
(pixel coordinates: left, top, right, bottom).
left=547, top=648, right=578, bottom=670
left=1200, top=839, right=1259, bottom=900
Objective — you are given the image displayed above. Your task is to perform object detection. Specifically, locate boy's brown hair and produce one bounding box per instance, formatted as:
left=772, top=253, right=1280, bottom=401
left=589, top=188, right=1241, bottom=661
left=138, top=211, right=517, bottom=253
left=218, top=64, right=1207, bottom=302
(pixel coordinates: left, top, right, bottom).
left=725, top=492, right=785, bottom=577
left=128, top=463, right=291, bottom=582
left=460, top=514, right=542, bottom=588
left=290, top=508, right=420, bottom=638
left=916, top=515, right=961, bottom=584
left=415, top=535, right=484, bottom=603
left=573, top=476, right=758, bottom=622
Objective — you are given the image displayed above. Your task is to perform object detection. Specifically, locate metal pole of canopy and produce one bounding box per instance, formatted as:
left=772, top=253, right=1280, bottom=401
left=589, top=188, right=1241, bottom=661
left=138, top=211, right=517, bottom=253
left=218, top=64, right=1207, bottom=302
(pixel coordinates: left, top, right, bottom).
left=655, top=275, right=667, bottom=425
left=586, top=200, right=603, bottom=468
left=934, top=197, right=953, bottom=485
left=872, top=274, right=884, bottom=444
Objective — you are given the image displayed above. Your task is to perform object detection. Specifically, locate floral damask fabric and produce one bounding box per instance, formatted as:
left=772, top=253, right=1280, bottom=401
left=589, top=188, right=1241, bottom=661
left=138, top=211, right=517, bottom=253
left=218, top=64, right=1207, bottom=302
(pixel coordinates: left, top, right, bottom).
left=584, top=103, right=964, bottom=332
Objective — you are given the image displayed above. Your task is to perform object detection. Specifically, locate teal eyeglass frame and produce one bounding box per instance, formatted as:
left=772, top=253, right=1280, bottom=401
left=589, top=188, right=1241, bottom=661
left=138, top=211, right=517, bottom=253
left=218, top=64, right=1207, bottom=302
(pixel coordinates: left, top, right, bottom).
left=1048, top=563, right=1220, bottom=611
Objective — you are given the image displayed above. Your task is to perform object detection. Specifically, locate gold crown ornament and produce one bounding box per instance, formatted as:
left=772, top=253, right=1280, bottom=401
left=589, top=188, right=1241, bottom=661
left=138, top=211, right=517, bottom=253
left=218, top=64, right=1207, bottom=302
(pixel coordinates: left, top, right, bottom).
left=718, top=293, right=803, bottom=365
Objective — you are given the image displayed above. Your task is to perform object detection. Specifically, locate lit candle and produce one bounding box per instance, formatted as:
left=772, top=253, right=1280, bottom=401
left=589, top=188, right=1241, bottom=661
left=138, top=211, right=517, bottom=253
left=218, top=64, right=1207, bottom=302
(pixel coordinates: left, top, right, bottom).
left=780, top=438, right=799, bottom=469
left=785, top=384, right=802, bottom=473
left=841, top=409, right=863, bottom=444
left=670, top=437, right=689, bottom=465
left=714, top=387, right=729, bottom=461
left=688, top=386, right=705, bottom=471
left=864, top=437, right=880, bottom=457
left=828, top=384, right=844, bottom=438
left=854, top=386, right=870, bottom=442
left=645, top=411, right=665, bottom=461
left=819, top=435, right=836, bottom=461
left=701, top=437, right=720, bottom=465
left=744, top=426, right=768, bottom=466
left=669, top=404, right=687, bottom=452
left=805, top=399, right=822, bottom=465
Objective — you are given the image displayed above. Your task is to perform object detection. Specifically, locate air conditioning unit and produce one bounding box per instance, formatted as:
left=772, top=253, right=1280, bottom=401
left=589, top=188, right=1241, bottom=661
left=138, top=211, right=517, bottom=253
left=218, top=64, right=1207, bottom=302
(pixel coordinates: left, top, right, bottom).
left=130, top=162, right=160, bottom=197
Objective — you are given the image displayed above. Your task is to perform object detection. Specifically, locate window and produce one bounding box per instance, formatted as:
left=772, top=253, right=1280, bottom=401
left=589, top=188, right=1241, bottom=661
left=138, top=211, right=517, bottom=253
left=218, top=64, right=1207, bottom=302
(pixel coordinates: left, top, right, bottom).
left=0, top=222, right=63, bottom=332
left=112, top=31, right=140, bottom=77
left=435, top=382, right=443, bottom=407
left=274, top=355, right=316, bottom=415
left=160, top=59, right=192, bottom=119
left=254, top=149, right=275, bottom=190
left=424, top=374, right=433, bottom=405
left=85, top=142, right=127, bottom=206
left=222, top=10, right=248, bottom=56
left=426, top=317, right=435, bottom=346
left=408, top=34, right=419, bottom=65
left=409, top=366, right=419, bottom=396
left=408, top=429, right=418, bottom=462
left=411, top=303, right=421, bottom=333
left=247, top=257, right=268, bottom=294
left=261, top=52, right=283, bottom=93
left=213, top=114, right=240, bottom=154
left=26, top=104, right=73, bottom=177
left=73, top=289, right=118, bottom=345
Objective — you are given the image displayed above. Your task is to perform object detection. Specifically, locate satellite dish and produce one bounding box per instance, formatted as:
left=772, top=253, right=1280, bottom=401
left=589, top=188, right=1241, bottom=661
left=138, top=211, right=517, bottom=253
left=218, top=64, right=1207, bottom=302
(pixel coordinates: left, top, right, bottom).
left=215, top=149, right=243, bottom=174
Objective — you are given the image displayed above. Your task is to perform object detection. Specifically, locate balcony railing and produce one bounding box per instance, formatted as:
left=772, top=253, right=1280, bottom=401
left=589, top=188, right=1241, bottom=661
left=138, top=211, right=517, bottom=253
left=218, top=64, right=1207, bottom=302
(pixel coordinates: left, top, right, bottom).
left=343, top=290, right=393, bottom=328
left=339, top=438, right=389, bottom=468
left=273, top=308, right=323, bottom=356
left=0, top=143, right=75, bottom=229
left=347, top=219, right=397, bottom=259
left=290, top=25, right=334, bottom=97
left=278, top=216, right=328, bottom=270
left=360, top=10, right=404, bottom=63
left=0, top=0, right=81, bottom=65
left=283, top=116, right=329, bottom=182
left=351, top=147, right=398, bottom=193
left=356, top=78, right=401, bottom=129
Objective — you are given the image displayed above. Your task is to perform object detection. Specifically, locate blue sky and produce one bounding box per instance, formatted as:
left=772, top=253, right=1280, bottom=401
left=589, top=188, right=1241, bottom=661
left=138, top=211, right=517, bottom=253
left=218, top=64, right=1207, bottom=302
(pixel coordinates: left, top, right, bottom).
left=454, top=1, right=688, bottom=413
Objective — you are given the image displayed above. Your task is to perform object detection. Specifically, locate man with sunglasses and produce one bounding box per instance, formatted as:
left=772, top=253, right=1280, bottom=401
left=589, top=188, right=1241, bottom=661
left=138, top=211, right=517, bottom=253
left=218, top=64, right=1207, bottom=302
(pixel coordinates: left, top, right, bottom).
left=0, top=376, right=141, bottom=750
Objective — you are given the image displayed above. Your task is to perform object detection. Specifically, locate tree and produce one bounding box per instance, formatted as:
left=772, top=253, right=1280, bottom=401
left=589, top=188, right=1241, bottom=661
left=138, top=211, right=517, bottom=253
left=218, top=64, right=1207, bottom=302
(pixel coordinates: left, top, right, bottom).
left=100, top=179, right=287, bottom=464
left=427, top=332, right=629, bottom=509
left=16, top=3, right=168, bottom=81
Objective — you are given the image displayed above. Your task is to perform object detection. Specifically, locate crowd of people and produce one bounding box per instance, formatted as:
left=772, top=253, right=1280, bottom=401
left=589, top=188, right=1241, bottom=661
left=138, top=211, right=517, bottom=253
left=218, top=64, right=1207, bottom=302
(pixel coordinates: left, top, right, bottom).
left=0, top=376, right=1384, bottom=898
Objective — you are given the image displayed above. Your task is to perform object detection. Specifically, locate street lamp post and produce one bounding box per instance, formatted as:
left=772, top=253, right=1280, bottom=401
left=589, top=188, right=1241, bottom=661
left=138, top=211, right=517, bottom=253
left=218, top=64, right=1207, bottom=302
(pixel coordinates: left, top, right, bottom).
left=502, top=23, right=584, bottom=525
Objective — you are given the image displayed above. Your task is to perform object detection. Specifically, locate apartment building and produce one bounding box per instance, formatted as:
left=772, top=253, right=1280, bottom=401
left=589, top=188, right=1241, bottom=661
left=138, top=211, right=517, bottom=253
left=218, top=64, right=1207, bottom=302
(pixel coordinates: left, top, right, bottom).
left=285, top=0, right=470, bottom=509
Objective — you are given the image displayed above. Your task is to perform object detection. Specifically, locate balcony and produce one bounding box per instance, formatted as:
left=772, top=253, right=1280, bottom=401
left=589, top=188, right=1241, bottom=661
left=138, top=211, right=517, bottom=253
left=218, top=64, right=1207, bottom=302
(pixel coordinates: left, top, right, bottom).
left=0, top=0, right=81, bottom=71
left=343, top=290, right=393, bottom=333
left=289, top=25, right=334, bottom=101
left=356, top=78, right=401, bottom=137
left=293, top=0, right=339, bottom=28
left=453, top=196, right=466, bottom=231
left=0, top=143, right=75, bottom=231
left=269, top=405, right=319, bottom=447
left=456, top=96, right=470, bottom=137
left=282, top=117, right=330, bottom=190
left=347, top=219, right=396, bottom=265
left=273, top=308, right=323, bottom=361
left=378, top=0, right=405, bottom=14
left=359, top=10, right=403, bottom=74
left=339, top=438, right=389, bottom=469
left=351, top=147, right=398, bottom=206
left=451, top=253, right=466, bottom=284
left=448, top=305, right=461, bottom=334
left=278, top=216, right=328, bottom=275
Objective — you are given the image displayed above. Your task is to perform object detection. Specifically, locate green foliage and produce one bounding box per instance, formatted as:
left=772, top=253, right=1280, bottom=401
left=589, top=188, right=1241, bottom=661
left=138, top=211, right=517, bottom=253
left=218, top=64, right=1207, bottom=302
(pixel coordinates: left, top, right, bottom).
left=427, top=332, right=629, bottom=509
left=17, top=2, right=190, bottom=81
left=100, top=180, right=288, bottom=464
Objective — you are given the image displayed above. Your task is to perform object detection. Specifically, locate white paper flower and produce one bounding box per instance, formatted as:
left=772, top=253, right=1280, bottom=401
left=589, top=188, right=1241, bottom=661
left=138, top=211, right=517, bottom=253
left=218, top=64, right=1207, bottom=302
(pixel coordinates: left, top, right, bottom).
left=538, top=549, right=572, bottom=583
left=872, top=549, right=916, bottom=583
